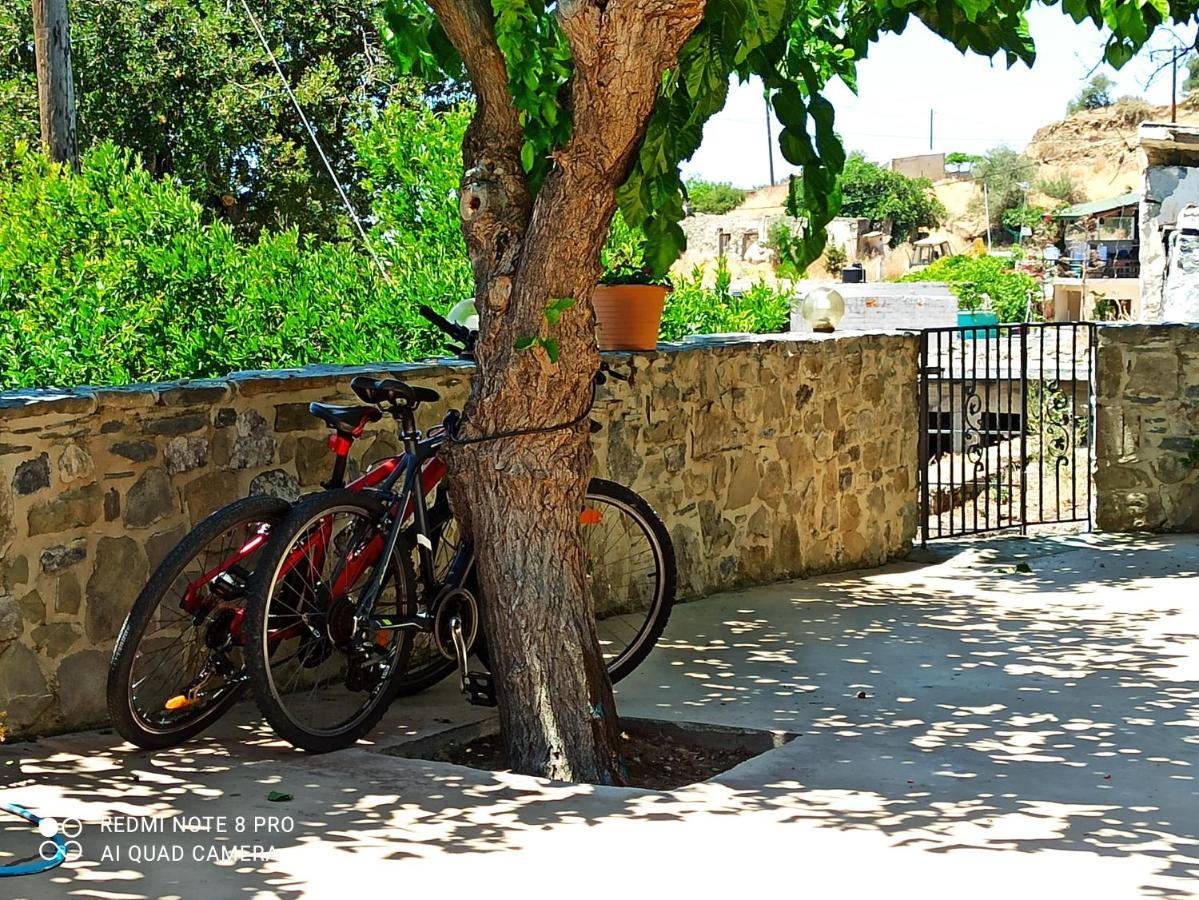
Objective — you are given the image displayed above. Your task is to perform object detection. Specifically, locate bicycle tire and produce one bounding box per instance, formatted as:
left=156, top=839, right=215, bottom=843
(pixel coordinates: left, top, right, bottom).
left=474, top=478, right=676, bottom=684
left=106, top=495, right=292, bottom=750
left=584, top=478, right=676, bottom=682
left=243, top=489, right=417, bottom=753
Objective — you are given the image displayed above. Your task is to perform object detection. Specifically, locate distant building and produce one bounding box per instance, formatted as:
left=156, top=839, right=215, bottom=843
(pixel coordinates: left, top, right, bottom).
left=1051, top=192, right=1141, bottom=320
left=888, top=153, right=946, bottom=182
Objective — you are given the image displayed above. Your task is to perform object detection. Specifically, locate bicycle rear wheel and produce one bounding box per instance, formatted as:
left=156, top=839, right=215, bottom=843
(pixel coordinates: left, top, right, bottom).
left=244, top=489, right=416, bottom=753
left=106, top=495, right=291, bottom=749
left=580, top=479, right=675, bottom=682
left=474, top=478, right=675, bottom=684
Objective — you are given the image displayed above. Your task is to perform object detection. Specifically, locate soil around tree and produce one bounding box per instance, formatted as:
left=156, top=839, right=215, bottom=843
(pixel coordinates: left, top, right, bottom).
left=394, top=718, right=793, bottom=790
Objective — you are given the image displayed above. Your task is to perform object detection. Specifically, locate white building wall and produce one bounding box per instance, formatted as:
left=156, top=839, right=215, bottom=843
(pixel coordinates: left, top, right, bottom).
left=1140, top=165, right=1199, bottom=320
left=790, top=282, right=958, bottom=332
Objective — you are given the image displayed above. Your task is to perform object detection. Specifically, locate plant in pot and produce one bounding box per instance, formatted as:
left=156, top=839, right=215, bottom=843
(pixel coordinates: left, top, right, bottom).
left=593, top=215, right=672, bottom=351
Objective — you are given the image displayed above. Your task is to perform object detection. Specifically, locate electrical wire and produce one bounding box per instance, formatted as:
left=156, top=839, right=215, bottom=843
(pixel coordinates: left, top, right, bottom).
left=236, top=0, right=394, bottom=286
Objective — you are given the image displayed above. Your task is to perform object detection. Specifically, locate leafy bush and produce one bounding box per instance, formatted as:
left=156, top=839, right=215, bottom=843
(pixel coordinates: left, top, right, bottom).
left=839, top=154, right=945, bottom=244
left=685, top=179, right=748, bottom=215
left=900, top=254, right=1036, bottom=323
left=1036, top=172, right=1082, bottom=204
left=822, top=241, right=849, bottom=273
left=660, top=258, right=791, bottom=339
left=0, top=109, right=472, bottom=388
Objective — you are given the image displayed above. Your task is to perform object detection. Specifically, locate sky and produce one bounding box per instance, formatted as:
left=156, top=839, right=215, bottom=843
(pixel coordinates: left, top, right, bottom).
left=682, top=7, right=1197, bottom=188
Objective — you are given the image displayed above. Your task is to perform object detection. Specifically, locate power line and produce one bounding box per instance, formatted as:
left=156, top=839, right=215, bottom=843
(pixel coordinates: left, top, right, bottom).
left=236, top=0, right=393, bottom=286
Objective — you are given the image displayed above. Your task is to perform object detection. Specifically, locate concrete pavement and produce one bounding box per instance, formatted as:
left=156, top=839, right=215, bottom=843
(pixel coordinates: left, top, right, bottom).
left=2, top=532, right=1197, bottom=899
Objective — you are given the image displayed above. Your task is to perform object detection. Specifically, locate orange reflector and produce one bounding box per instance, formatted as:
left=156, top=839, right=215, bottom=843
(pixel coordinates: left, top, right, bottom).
left=580, top=508, right=603, bottom=526
left=375, top=631, right=389, bottom=647
left=164, top=695, right=192, bottom=711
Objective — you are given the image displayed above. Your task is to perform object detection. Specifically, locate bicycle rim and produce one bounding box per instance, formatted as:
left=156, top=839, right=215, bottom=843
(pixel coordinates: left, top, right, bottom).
left=580, top=490, right=666, bottom=674
left=257, top=503, right=412, bottom=739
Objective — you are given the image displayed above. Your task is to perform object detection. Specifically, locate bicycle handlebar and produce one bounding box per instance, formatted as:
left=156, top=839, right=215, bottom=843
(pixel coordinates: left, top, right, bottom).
left=418, top=304, right=473, bottom=345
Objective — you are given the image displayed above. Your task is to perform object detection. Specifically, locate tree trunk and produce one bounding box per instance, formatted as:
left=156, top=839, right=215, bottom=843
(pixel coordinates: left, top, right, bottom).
left=32, top=0, right=78, bottom=169
left=430, top=0, right=706, bottom=784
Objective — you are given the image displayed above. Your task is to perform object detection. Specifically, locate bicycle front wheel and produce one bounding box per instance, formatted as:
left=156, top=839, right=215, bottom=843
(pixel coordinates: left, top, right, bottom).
left=244, top=489, right=416, bottom=753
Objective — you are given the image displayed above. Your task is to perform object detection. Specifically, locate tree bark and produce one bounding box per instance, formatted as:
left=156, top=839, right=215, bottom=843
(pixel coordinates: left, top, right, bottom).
left=432, top=0, right=705, bottom=783
left=32, top=0, right=78, bottom=169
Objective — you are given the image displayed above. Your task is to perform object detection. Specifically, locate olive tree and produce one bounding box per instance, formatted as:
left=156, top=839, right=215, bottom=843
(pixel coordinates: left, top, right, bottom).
left=381, top=0, right=1192, bottom=783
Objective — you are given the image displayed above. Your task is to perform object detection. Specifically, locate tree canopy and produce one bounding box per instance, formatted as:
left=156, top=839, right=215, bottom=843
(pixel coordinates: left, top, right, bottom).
left=384, top=0, right=1190, bottom=277
left=838, top=154, right=945, bottom=243
left=1067, top=72, right=1115, bottom=114
left=0, top=0, right=399, bottom=240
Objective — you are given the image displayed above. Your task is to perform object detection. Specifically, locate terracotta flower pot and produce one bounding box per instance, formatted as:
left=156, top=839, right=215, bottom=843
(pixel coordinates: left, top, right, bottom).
left=592, top=284, right=668, bottom=351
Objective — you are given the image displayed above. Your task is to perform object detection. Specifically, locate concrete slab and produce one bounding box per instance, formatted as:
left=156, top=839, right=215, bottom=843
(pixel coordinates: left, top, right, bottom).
left=2, top=533, right=1196, bottom=899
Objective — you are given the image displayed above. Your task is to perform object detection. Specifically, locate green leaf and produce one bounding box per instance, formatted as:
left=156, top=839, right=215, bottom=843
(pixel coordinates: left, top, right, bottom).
left=267, top=791, right=293, bottom=802
left=540, top=337, right=559, bottom=364
left=514, top=335, right=537, bottom=351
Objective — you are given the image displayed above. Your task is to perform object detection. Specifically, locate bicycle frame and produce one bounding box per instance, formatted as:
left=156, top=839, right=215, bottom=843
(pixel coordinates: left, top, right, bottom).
left=180, top=434, right=450, bottom=645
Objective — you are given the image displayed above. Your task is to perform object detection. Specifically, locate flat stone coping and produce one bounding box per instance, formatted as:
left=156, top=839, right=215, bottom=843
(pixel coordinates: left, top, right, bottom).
left=0, top=330, right=913, bottom=419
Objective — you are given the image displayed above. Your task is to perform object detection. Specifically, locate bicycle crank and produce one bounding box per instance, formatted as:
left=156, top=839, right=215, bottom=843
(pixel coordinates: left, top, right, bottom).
left=446, top=613, right=496, bottom=707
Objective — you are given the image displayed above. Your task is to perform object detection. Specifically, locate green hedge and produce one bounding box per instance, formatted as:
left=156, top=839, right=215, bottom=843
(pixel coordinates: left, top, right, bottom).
left=0, top=123, right=469, bottom=388
left=1, top=123, right=789, bottom=389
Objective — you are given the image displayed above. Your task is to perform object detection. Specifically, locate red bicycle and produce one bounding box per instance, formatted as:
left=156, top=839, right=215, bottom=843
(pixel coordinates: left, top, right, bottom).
left=107, top=307, right=675, bottom=750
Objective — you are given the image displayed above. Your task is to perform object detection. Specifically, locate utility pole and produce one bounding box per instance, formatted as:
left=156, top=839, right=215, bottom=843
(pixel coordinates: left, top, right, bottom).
left=983, top=182, right=992, bottom=252
left=32, top=0, right=78, bottom=169
left=765, top=93, right=776, bottom=185
left=1172, top=47, right=1179, bottom=123
left=929, top=109, right=934, bottom=152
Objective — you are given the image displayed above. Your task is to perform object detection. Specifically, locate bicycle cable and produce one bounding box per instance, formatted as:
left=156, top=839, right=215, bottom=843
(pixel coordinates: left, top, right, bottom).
left=447, top=380, right=598, bottom=445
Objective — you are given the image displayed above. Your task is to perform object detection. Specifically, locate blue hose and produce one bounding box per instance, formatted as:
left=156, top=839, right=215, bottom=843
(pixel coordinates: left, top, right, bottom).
left=0, top=802, right=67, bottom=877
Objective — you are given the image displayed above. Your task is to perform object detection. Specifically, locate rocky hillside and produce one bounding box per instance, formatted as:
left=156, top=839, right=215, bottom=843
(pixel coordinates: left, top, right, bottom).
left=1025, top=94, right=1199, bottom=198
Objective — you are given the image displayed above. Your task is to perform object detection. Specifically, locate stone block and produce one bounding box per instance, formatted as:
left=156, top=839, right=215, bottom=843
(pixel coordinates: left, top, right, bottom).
left=56, top=572, right=81, bottom=616
left=40, top=539, right=87, bottom=573
left=165, top=435, right=210, bottom=475
left=86, top=536, right=148, bottom=642
left=230, top=409, right=275, bottom=469
left=249, top=469, right=301, bottom=503
left=0, top=642, right=51, bottom=731
left=111, top=439, right=157, bottom=462
left=12, top=452, right=50, bottom=495
left=0, top=594, right=20, bottom=642
left=28, top=483, right=104, bottom=535
left=124, top=467, right=174, bottom=529
left=57, top=649, right=108, bottom=726
left=57, top=444, right=94, bottom=482
left=184, top=470, right=240, bottom=524
left=275, top=403, right=322, bottom=432
left=143, top=412, right=208, bottom=436
left=31, top=622, right=78, bottom=658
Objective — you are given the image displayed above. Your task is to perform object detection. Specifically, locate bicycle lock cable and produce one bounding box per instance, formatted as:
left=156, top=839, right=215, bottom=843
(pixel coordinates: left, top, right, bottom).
left=0, top=803, right=68, bottom=877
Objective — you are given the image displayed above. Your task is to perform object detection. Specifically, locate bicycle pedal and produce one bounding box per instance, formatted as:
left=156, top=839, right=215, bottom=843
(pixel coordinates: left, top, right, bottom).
left=463, top=671, right=496, bottom=707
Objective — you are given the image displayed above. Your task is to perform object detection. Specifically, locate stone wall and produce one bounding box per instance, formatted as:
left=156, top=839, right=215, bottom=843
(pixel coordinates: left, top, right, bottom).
left=1094, top=323, right=1199, bottom=531
left=0, top=333, right=919, bottom=737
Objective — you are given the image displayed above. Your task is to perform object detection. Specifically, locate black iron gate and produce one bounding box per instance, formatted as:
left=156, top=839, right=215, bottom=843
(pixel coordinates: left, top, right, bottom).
left=918, top=322, right=1096, bottom=543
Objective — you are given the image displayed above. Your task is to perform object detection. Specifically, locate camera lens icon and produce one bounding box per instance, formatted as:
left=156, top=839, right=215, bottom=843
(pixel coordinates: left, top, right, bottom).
left=36, top=817, right=83, bottom=862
